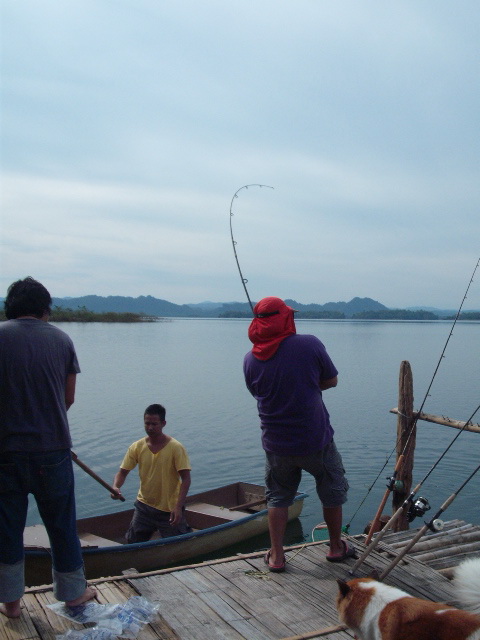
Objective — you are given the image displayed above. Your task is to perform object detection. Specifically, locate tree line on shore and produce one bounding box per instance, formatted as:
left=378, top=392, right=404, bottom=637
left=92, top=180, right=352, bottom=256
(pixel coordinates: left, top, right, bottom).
left=0, top=306, right=156, bottom=323
left=219, top=309, right=480, bottom=320
left=1, top=305, right=479, bottom=323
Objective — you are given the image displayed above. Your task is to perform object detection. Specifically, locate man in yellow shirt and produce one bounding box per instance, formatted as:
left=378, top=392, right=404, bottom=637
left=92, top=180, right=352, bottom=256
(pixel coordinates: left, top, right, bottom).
left=111, top=404, right=191, bottom=542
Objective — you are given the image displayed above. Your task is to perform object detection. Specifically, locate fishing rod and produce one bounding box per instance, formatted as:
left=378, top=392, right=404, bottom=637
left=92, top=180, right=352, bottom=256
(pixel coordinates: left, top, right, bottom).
left=379, top=457, right=480, bottom=581
left=348, top=257, right=480, bottom=544
left=350, top=401, right=480, bottom=574
left=229, top=184, right=274, bottom=314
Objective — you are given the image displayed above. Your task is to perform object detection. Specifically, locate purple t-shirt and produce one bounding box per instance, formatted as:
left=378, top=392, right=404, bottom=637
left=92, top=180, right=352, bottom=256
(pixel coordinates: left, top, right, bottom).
left=243, top=334, right=338, bottom=455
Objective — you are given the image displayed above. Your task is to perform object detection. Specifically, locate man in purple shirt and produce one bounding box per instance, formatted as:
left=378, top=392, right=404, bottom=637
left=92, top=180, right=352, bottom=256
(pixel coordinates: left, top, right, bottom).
left=243, top=297, right=352, bottom=571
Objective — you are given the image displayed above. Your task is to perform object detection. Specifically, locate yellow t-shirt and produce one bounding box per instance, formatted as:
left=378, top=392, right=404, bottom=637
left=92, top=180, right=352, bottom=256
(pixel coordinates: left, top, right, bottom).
left=120, top=437, right=191, bottom=512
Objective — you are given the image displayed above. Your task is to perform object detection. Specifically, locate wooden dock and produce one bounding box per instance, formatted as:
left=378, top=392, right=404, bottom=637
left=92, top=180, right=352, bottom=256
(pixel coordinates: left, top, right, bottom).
left=1, top=530, right=462, bottom=640
left=378, top=518, right=480, bottom=576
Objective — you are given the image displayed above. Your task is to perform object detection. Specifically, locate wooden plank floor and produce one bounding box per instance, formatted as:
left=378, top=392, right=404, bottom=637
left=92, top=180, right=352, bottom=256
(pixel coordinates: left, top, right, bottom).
left=1, top=535, right=458, bottom=640
left=377, top=519, right=480, bottom=574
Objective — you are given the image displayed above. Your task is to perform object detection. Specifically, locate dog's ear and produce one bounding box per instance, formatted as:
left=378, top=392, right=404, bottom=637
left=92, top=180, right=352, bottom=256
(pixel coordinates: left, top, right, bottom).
left=337, top=578, right=351, bottom=598
left=368, top=569, right=380, bottom=581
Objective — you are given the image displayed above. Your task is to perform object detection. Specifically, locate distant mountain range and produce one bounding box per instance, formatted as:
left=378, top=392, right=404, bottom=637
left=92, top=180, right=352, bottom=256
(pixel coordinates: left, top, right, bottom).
left=44, top=294, right=467, bottom=319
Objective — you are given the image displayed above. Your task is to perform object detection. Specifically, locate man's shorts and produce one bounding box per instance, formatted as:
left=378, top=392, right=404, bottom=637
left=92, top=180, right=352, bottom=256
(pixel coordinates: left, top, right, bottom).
left=126, top=500, right=192, bottom=544
left=265, top=439, right=349, bottom=509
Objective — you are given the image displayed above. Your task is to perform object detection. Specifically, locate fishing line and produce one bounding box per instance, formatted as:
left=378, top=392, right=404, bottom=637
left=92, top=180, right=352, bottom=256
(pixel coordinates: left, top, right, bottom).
left=346, top=256, right=480, bottom=533
left=395, top=256, right=480, bottom=459
left=229, top=184, right=274, bottom=314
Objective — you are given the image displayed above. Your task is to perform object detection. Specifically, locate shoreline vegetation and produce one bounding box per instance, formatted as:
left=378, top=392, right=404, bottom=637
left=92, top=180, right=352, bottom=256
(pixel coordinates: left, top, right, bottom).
left=1, top=306, right=479, bottom=323
left=0, top=307, right=160, bottom=323
left=219, top=309, right=480, bottom=320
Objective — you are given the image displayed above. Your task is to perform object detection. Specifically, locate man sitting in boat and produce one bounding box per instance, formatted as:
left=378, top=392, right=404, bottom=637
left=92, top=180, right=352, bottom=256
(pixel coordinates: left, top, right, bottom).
left=111, top=403, right=192, bottom=542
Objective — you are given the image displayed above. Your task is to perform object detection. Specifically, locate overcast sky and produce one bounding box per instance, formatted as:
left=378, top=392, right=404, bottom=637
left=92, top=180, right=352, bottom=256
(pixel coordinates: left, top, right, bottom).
left=1, top=1, right=479, bottom=309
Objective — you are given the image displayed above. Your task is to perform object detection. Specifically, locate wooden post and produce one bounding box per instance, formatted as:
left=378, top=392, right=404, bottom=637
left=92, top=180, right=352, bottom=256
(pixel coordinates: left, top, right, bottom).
left=392, top=361, right=416, bottom=531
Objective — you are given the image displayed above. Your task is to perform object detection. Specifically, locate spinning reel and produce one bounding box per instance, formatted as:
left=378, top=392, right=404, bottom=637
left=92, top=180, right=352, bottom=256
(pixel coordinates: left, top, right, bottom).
left=407, top=496, right=431, bottom=522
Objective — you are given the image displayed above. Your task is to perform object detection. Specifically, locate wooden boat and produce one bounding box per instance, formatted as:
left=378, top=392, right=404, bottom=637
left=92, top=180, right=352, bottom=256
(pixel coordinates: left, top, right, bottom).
left=23, top=481, right=306, bottom=586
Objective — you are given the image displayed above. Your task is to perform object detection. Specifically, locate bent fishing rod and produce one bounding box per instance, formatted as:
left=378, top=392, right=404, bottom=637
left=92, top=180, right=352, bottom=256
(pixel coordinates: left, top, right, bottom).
left=350, top=400, right=480, bottom=574
left=229, top=184, right=274, bottom=313
left=347, top=257, right=480, bottom=542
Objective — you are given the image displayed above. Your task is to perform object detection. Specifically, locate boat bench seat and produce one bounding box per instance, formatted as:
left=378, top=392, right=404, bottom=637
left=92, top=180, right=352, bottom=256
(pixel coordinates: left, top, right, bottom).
left=78, top=532, right=122, bottom=548
left=186, top=502, right=248, bottom=521
left=23, top=524, right=121, bottom=549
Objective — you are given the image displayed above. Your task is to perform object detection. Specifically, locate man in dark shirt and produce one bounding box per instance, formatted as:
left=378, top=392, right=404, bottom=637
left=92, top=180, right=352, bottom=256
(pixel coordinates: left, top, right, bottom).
left=244, top=297, right=352, bottom=571
left=0, top=277, right=95, bottom=618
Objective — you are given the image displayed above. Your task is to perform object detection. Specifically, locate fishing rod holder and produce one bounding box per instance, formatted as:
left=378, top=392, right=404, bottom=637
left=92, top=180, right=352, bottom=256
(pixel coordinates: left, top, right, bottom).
left=407, top=496, right=431, bottom=522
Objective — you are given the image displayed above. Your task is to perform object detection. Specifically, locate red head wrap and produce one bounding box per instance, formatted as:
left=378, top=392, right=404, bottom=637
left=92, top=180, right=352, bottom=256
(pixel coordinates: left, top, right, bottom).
left=248, top=297, right=296, bottom=361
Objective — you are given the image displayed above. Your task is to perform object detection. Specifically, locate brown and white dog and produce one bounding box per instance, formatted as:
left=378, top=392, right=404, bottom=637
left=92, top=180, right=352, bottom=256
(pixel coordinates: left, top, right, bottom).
left=336, top=558, right=480, bottom=640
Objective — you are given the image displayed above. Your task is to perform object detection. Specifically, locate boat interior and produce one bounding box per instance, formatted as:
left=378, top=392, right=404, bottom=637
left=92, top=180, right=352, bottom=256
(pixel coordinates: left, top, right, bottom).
left=23, top=482, right=268, bottom=550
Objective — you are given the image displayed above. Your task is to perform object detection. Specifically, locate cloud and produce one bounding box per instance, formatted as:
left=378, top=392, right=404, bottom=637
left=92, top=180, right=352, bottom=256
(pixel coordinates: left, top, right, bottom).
left=1, top=1, right=479, bottom=308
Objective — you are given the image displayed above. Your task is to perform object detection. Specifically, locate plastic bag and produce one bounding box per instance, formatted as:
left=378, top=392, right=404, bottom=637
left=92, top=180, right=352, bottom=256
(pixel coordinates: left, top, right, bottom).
left=48, top=601, right=118, bottom=625
left=55, top=628, right=117, bottom=640
left=52, top=596, right=159, bottom=640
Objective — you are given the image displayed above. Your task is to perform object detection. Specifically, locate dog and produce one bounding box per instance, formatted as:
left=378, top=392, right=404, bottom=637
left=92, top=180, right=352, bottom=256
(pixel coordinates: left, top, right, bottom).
left=336, top=558, right=480, bottom=640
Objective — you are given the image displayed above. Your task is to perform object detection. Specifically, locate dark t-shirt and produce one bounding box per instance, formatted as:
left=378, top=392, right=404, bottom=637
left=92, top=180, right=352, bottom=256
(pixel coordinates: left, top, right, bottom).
left=243, top=334, right=338, bottom=455
left=0, top=318, right=80, bottom=452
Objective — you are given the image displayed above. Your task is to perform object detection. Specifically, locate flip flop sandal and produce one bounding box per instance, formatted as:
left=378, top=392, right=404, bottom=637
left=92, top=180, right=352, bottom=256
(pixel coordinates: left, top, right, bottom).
left=326, top=540, right=357, bottom=563
left=264, top=550, right=286, bottom=572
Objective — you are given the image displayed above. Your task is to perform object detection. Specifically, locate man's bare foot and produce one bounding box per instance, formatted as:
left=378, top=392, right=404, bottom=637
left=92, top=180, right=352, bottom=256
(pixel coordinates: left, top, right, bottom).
left=65, top=586, right=97, bottom=607
left=0, top=600, right=21, bottom=618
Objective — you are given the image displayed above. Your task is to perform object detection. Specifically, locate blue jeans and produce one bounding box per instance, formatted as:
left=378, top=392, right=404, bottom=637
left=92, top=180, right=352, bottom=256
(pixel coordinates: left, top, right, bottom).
left=0, top=450, right=86, bottom=602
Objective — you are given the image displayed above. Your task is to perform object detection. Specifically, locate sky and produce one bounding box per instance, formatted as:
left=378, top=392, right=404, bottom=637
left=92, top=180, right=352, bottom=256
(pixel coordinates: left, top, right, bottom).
left=1, top=1, right=479, bottom=309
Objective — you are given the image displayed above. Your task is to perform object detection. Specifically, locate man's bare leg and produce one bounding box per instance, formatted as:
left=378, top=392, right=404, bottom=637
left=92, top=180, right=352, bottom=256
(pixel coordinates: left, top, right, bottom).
left=267, top=506, right=288, bottom=566
left=323, top=505, right=344, bottom=557
left=65, top=586, right=97, bottom=607
left=0, top=599, right=21, bottom=618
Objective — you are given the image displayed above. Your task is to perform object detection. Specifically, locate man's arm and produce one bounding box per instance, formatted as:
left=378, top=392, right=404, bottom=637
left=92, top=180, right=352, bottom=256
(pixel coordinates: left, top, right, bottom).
left=111, top=468, right=130, bottom=500
left=170, top=469, right=191, bottom=526
left=65, top=373, right=76, bottom=410
left=320, top=375, right=338, bottom=391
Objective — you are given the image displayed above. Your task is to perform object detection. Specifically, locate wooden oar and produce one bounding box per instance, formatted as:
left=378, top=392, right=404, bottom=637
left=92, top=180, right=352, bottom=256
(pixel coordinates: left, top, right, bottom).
left=71, top=450, right=125, bottom=501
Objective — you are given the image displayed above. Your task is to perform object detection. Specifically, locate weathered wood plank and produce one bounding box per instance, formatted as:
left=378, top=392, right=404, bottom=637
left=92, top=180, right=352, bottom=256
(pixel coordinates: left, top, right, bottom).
left=2, top=532, right=471, bottom=640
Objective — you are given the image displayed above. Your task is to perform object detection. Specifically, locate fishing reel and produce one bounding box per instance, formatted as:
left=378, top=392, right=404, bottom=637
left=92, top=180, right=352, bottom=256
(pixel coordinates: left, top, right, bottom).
left=407, top=496, right=431, bottom=522
left=428, top=518, right=445, bottom=532
left=386, top=475, right=404, bottom=492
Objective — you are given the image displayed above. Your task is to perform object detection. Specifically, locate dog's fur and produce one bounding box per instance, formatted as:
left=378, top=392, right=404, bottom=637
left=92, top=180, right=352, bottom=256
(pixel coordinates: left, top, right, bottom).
left=336, top=558, right=480, bottom=640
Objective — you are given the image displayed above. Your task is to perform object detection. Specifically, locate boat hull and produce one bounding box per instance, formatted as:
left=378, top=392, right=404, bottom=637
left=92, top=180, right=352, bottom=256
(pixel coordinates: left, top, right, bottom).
left=24, top=482, right=305, bottom=585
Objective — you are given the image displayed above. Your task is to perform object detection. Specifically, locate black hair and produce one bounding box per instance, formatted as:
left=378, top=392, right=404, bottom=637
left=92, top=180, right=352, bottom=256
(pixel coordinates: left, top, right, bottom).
left=4, top=277, right=52, bottom=320
left=144, top=404, right=166, bottom=421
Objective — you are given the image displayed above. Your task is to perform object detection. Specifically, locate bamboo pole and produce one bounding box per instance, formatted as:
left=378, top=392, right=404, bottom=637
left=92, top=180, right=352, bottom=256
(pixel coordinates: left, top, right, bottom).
left=71, top=451, right=125, bottom=501
left=390, top=408, right=480, bottom=433
left=393, top=361, right=415, bottom=531
left=412, top=540, right=480, bottom=562
left=279, top=625, right=348, bottom=640
left=405, top=530, right=480, bottom=553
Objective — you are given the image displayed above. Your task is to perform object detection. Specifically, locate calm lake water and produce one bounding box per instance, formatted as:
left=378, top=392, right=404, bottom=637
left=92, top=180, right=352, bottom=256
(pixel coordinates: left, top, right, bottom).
left=27, top=318, right=480, bottom=553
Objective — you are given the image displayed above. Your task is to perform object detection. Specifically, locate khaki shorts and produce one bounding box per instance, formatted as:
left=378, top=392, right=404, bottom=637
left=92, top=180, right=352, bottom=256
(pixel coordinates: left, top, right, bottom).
left=265, top=439, right=349, bottom=509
